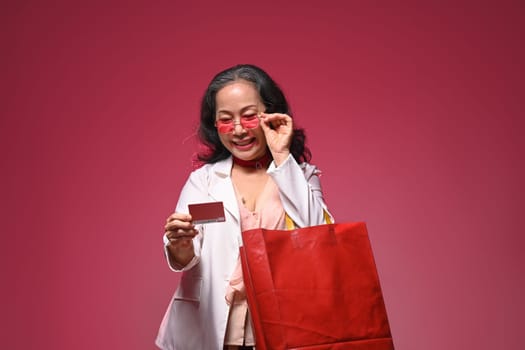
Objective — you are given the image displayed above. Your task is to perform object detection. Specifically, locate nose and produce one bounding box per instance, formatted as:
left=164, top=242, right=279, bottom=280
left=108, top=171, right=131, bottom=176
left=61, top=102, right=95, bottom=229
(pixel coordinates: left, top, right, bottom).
left=232, top=121, right=247, bottom=135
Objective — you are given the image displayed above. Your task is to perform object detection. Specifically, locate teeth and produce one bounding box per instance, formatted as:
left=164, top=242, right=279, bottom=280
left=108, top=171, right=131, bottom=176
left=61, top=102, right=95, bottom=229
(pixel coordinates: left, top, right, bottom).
left=235, top=139, right=253, bottom=146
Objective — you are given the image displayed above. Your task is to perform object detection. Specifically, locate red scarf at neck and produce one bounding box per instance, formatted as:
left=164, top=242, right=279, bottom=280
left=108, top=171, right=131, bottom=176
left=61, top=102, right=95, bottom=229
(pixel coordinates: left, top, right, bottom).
left=232, top=152, right=272, bottom=169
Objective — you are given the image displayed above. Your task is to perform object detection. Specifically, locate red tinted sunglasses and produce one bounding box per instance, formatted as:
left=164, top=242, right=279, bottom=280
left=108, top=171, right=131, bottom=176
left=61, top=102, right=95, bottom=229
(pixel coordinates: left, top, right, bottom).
left=215, top=114, right=260, bottom=134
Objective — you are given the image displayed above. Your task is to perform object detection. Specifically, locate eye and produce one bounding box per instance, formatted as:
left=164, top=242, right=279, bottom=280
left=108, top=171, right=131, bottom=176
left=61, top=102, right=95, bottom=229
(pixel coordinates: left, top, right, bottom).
left=241, top=113, right=257, bottom=121
left=217, top=118, right=233, bottom=124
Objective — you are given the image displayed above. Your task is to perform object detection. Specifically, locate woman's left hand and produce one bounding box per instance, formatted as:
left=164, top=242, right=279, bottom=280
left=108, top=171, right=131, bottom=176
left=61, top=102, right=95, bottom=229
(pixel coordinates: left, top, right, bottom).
left=259, top=112, right=293, bottom=166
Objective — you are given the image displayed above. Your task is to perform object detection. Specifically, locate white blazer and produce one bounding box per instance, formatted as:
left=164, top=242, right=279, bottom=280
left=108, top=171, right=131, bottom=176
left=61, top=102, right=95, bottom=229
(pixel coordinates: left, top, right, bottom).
left=156, top=154, right=333, bottom=350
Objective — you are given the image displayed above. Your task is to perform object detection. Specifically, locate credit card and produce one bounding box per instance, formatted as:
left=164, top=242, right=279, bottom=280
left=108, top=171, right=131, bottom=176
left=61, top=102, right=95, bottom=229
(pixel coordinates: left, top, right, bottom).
left=188, top=202, right=226, bottom=224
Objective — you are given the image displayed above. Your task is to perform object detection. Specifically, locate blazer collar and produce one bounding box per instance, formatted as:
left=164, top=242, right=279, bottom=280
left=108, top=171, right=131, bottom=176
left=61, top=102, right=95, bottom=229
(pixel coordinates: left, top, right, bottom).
left=211, top=156, right=233, bottom=177
left=209, top=157, right=240, bottom=224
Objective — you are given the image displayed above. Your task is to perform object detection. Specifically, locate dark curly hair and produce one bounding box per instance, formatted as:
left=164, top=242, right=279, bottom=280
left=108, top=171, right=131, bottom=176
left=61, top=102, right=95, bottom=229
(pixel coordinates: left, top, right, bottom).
left=196, top=64, right=311, bottom=164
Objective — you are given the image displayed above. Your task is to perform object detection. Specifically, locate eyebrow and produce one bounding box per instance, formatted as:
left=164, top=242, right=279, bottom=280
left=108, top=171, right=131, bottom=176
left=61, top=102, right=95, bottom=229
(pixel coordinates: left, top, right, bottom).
left=216, top=104, right=258, bottom=115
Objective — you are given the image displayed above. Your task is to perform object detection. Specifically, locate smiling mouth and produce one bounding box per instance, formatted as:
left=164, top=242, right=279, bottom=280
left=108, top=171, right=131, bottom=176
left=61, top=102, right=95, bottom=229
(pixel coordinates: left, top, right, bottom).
left=233, top=138, right=255, bottom=149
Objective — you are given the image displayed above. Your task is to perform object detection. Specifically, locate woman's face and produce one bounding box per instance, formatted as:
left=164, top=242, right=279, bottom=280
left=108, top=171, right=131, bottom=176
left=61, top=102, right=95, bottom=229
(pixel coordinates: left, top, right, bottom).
left=215, top=80, right=267, bottom=161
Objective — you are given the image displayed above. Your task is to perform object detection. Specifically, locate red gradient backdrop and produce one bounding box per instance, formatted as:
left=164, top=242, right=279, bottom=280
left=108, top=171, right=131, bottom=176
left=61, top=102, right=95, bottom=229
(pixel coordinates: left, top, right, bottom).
left=2, top=1, right=523, bottom=349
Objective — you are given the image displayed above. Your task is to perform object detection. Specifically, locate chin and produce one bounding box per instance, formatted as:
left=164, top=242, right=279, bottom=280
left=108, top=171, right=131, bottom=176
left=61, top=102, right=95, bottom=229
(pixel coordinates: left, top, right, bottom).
left=235, top=148, right=264, bottom=160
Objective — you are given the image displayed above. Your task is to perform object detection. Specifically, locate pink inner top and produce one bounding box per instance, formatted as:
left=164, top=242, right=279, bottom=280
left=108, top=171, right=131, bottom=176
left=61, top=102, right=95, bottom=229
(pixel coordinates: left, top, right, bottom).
left=224, top=176, right=286, bottom=346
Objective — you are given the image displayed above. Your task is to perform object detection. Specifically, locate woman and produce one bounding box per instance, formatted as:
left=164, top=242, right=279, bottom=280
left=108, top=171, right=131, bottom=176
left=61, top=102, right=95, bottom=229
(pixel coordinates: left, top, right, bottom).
left=156, top=64, right=333, bottom=350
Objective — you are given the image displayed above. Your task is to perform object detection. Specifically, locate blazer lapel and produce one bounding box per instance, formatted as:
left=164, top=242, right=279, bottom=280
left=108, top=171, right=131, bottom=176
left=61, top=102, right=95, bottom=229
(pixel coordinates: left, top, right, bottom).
left=209, top=157, right=240, bottom=225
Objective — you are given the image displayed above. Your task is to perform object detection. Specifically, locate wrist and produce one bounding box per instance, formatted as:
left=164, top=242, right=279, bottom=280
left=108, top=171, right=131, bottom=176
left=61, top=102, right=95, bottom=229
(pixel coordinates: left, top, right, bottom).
left=271, top=151, right=290, bottom=167
left=167, top=241, right=195, bottom=266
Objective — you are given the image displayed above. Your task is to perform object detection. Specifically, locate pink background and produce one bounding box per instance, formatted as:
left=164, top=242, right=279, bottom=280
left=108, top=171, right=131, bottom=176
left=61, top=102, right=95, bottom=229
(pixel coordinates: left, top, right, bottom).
left=2, top=1, right=523, bottom=349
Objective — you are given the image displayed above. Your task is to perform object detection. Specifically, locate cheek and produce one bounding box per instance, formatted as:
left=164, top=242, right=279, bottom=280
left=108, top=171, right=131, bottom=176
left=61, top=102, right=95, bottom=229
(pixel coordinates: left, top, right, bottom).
left=218, top=134, right=231, bottom=147
left=254, top=128, right=267, bottom=143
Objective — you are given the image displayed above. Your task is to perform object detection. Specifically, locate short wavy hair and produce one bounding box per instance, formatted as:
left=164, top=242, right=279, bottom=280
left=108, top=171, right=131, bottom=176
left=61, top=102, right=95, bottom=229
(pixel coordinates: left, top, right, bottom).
left=196, top=64, right=311, bottom=164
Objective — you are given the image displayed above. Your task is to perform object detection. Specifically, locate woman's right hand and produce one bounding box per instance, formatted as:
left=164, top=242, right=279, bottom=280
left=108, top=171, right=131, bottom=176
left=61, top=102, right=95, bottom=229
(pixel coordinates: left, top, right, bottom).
left=164, top=213, right=197, bottom=266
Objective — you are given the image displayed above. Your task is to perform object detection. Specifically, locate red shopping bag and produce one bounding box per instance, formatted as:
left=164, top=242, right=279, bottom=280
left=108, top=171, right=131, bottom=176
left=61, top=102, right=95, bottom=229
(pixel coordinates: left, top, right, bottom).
left=240, top=222, right=394, bottom=350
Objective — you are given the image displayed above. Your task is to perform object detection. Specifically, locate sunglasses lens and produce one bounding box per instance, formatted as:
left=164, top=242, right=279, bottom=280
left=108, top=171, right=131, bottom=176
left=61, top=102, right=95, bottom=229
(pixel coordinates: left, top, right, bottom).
left=240, top=116, right=259, bottom=129
left=216, top=123, right=233, bottom=134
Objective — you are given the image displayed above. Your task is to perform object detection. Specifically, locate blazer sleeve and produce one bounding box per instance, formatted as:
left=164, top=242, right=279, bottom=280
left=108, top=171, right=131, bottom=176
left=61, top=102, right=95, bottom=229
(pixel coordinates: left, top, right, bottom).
left=267, top=154, right=334, bottom=228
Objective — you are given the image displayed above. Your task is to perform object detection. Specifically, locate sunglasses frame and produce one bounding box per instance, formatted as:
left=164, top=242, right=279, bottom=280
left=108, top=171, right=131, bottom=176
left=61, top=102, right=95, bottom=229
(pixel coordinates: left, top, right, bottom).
left=215, top=115, right=261, bottom=134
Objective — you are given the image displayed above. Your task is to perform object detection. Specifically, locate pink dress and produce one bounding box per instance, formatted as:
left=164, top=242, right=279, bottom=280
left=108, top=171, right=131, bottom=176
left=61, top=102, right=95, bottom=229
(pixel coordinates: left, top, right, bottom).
left=224, top=177, right=286, bottom=346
